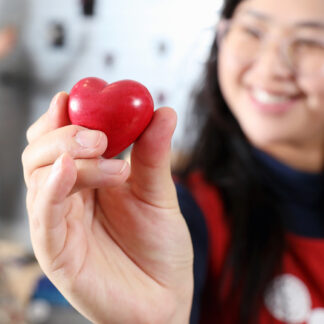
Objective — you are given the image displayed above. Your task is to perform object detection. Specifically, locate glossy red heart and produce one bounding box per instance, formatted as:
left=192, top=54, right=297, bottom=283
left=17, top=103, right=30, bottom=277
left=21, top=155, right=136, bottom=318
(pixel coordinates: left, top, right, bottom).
left=68, top=77, right=154, bottom=158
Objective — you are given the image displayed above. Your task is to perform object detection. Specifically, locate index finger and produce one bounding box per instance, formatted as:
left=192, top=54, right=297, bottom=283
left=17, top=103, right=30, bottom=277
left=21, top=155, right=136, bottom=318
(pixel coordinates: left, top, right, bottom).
left=26, top=92, right=70, bottom=144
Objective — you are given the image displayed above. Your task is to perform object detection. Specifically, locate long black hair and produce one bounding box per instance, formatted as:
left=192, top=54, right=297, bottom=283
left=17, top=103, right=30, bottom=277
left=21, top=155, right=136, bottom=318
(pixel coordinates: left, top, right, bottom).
left=180, top=0, right=286, bottom=322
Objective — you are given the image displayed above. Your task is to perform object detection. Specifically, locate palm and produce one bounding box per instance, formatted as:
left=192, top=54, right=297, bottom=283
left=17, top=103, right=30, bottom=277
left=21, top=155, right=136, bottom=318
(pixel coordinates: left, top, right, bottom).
left=56, top=177, right=191, bottom=322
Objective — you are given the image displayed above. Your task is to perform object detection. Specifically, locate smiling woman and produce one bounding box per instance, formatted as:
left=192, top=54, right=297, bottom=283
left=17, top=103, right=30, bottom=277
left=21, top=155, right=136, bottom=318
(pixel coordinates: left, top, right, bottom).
left=180, top=0, right=324, bottom=322
left=218, top=0, right=324, bottom=170
left=21, top=0, right=324, bottom=323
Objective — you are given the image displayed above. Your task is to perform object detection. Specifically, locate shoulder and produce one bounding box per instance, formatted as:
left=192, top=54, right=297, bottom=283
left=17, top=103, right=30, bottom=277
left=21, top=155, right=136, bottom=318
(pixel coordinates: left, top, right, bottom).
left=174, top=171, right=226, bottom=243
left=175, top=171, right=225, bottom=228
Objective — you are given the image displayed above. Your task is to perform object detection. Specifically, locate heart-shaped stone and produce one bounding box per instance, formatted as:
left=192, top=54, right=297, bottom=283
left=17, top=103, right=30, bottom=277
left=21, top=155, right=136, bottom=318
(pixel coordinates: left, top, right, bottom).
left=68, top=77, right=154, bottom=158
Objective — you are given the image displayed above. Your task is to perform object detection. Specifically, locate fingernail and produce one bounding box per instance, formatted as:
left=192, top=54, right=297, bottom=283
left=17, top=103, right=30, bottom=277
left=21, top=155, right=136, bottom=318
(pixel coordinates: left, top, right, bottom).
left=75, top=130, right=102, bottom=148
left=49, top=92, right=67, bottom=115
left=49, top=93, right=60, bottom=114
left=98, top=159, right=128, bottom=174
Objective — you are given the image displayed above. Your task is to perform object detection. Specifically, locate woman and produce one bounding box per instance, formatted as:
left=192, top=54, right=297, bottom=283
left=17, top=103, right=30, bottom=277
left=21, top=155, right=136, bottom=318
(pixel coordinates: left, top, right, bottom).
left=22, top=0, right=324, bottom=323
left=179, top=0, right=324, bottom=323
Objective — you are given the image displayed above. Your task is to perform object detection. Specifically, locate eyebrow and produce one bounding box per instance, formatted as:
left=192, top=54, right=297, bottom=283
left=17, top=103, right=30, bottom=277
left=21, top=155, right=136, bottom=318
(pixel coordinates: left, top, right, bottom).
left=237, top=9, right=272, bottom=21
left=238, top=9, right=324, bottom=30
left=295, top=21, right=324, bottom=30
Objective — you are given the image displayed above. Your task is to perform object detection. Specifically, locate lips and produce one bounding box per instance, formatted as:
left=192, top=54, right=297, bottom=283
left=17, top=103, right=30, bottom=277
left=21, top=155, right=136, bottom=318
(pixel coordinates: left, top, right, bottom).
left=249, top=88, right=302, bottom=114
left=253, top=88, right=294, bottom=104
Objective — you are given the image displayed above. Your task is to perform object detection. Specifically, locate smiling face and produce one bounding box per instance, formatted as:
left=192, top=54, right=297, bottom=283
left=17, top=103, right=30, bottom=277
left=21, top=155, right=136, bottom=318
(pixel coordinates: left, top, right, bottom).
left=218, top=0, right=324, bottom=168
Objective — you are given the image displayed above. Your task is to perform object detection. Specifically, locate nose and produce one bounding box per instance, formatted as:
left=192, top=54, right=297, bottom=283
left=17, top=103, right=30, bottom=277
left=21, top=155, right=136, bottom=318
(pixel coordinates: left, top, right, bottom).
left=250, top=40, right=294, bottom=81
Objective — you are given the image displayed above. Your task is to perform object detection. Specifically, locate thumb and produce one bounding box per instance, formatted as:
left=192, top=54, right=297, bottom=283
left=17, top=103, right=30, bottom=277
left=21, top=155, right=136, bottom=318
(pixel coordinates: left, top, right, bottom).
left=130, top=107, right=178, bottom=207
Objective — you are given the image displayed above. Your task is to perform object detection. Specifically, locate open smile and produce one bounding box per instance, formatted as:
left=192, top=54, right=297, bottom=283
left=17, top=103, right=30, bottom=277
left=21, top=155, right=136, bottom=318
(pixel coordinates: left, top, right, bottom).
left=249, top=88, right=303, bottom=114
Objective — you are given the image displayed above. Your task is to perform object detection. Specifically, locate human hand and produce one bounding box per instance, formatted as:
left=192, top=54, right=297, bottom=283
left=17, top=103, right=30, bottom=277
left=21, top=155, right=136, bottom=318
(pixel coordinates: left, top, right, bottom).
left=22, top=92, right=194, bottom=324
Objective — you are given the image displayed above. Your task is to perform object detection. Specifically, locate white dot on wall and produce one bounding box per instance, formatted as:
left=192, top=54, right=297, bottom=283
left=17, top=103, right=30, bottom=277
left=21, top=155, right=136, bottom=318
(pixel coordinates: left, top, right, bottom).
left=264, top=274, right=311, bottom=323
left=309, top=309, right=324, bottom=324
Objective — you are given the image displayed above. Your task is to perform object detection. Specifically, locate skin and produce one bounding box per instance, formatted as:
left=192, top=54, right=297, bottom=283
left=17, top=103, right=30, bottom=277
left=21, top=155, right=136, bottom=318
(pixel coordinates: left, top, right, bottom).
left=218, top=0, right=324, bottom=173
left=22, top=0, right=324, bottom=323
left=22, top=93, right=193, bottom=324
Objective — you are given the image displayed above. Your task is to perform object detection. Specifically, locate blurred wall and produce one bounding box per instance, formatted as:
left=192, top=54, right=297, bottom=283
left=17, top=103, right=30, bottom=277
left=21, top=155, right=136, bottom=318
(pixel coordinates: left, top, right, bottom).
left=0, top=0, right=32, bottom=226
left=24, top=0, right=222, bottom=143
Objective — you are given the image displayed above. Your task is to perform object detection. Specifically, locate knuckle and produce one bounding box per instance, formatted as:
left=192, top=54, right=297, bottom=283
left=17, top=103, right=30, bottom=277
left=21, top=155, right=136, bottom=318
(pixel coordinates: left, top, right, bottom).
left=50, top=125, right=81, bottom=156
left=63, top=125, right=104, bottom=154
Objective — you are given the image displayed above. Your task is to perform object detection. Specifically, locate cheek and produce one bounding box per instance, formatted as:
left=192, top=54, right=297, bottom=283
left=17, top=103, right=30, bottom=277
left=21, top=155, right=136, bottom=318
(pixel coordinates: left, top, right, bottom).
left=218, top=48, right=244, bottom=113
left=298, top=76, right=324, bottom=111
left=217, top=51, right=324, bottom=148
left=235, top=98, right=324, bottom=148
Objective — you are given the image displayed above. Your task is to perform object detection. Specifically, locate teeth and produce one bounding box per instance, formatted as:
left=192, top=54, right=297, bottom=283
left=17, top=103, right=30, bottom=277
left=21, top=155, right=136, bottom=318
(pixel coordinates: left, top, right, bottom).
left=253, top=89, right=290, bottom=104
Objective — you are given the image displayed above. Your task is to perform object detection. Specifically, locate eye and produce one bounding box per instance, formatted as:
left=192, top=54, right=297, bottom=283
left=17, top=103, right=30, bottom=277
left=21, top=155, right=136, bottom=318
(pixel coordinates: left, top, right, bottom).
left=293, top=38, right=324, bottom=53
left=241, top=26, right=263, bottom=39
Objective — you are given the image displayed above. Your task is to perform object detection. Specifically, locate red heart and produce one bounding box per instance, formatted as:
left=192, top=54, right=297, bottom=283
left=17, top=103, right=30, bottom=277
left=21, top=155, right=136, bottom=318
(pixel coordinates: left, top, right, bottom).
left=68, top=77, right=154, bottom=158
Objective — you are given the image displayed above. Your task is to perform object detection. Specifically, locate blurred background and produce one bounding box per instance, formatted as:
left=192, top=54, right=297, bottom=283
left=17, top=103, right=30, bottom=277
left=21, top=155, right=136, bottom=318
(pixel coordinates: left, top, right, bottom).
left=0, top=0, right=221, bottom=322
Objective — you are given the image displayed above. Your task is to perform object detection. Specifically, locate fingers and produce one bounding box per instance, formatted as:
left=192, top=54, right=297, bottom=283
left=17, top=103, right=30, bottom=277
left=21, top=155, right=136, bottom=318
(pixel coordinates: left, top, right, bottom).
left=29, top=153, right=130, bottom=269
left=130, top=107, right=178, bottom=207
left=70, top=158, right=129, bottom=193
left=28, top=157, right=130, bottom=200
left=23, top=125, right=107, bottom=185
left=26, top=92, right=70, bottom=144
left=30, top=153, right=77, bottom=263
